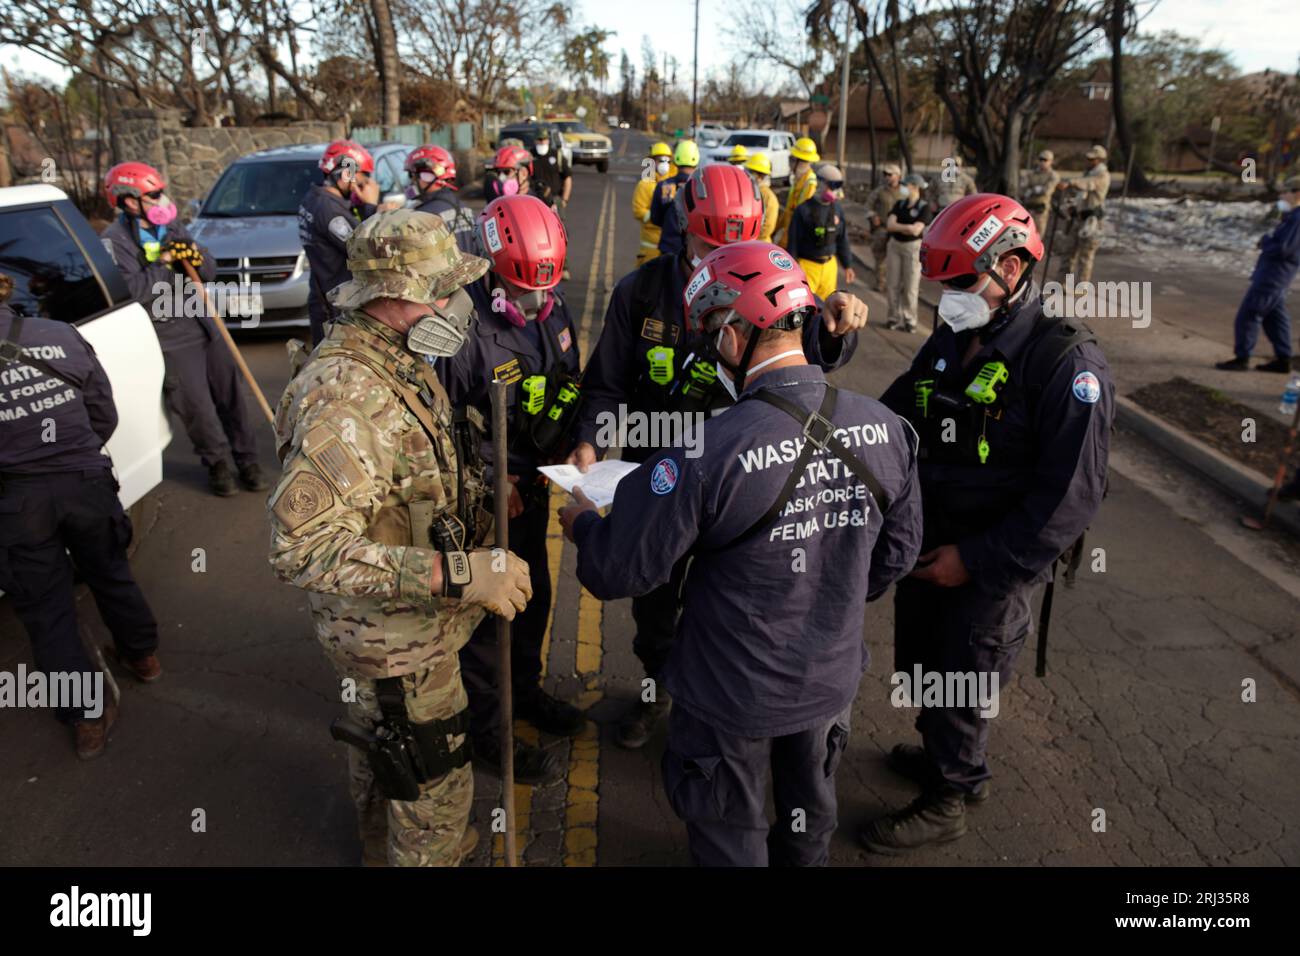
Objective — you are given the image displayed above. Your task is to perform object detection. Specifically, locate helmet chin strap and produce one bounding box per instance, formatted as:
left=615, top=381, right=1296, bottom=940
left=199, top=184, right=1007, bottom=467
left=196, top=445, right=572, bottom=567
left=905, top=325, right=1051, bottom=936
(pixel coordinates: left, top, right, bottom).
left=978, top=264, right=1032, bottom=343
left=716, top=323, right=763, bottom=392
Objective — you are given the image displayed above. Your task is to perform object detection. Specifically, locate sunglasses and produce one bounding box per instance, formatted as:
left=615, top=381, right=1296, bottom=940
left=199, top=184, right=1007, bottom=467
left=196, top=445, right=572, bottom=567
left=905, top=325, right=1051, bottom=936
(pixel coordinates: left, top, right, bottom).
left=143, top=190, right=164, bottom=200
left=943, top=273, right=982, bottom=290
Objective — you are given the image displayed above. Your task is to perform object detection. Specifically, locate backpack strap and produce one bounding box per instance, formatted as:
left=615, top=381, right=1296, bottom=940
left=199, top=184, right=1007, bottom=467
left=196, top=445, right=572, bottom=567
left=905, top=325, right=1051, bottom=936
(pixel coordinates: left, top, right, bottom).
left=709, top=384, right=891, bottom=552
left=1021, top=314, right=1097, bottom=404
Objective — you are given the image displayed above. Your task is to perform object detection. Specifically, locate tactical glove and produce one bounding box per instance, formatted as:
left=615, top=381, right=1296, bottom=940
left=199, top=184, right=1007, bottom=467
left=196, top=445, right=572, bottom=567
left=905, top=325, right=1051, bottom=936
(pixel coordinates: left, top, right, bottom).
left=442, top=548, right=532, bottom=620
left=163, top=239, right=204, bottom=269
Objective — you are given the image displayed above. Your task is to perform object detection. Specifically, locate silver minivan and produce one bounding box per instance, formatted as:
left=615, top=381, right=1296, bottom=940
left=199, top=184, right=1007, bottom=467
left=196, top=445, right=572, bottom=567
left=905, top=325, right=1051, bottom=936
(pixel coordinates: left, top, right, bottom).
left=188, top=142, right=412, bottom=329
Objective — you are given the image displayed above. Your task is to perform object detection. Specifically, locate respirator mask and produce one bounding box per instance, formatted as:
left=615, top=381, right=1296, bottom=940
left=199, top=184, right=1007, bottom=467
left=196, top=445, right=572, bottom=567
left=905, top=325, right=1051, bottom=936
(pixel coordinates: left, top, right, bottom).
left=406, top=287, right=476, bottom=357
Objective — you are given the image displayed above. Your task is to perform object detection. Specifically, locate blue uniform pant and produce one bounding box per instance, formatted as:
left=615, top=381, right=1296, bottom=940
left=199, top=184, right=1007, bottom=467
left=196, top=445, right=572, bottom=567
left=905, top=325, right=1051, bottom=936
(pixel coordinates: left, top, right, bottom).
left=661, top=703, right=851, bottom=866
left=893, top=576, right=1033, bottom=794
left=163, top=336, right=258, bottom=470
left=1233, top=285, right=1293, bottom=360
left=0, top=470, right=158, bottom=721
left=459, top=481, right=552, bottom=741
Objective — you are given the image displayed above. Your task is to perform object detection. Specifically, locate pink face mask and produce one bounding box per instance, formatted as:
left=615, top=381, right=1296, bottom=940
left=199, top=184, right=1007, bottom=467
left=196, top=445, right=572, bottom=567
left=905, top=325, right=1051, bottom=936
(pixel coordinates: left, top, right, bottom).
left=145, top=197, right=177, bottom=226
left=502, top=178, right=520, bottom=196
left=819, top=188, right=837, bottom=204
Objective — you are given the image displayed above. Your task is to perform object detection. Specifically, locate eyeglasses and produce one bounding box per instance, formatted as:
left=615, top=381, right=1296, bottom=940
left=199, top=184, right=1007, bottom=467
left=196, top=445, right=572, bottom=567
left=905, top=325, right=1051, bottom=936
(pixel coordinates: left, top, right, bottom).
left=143, top=190, right=164, bottom=200
left=943, top=273, right=981, bottom=290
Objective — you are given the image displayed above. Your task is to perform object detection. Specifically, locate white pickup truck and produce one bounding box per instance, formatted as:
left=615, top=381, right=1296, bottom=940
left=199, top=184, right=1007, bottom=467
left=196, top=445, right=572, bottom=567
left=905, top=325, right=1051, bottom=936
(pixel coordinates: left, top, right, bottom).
left=0, top=184, right=170, bottom=509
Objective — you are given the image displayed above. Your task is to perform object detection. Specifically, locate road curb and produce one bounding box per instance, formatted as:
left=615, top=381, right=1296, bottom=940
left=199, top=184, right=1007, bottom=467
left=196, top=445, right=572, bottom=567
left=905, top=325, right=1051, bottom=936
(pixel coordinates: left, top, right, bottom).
left=1116, top=395, right=1300, bottom=537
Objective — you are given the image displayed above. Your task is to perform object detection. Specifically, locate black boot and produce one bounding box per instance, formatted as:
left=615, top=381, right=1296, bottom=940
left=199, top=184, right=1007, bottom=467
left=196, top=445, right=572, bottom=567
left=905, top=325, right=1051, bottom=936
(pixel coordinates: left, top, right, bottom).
left=858, top=788, right=969, bottom=855
left=1214, top=356, right=1250, bottom=371
left=238, top=462, right=269, bottom=491
left=473, top=736, right=562, bottom=786
left=888, top=743, right=989, bottom=803
left=209, top=461, right=239, bottom=497
left=1256, top=357, right=1293, bottom=373
left=516, top=687, right=587, bottom=737
left=615, top=693, right=671, bottom=750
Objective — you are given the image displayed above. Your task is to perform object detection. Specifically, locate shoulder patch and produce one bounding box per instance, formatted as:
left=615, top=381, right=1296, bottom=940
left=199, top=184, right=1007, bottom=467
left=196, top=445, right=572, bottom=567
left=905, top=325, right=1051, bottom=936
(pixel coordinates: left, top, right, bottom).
left=1071, top=370, right=1101, bottom=404
left=271, top=472, right=336, bottom=534
left=558, top=327, right=573, bottom=352
left=328, top=215, right=354, bottom=241
left=304, top=424, right=371, bottom=496
left=650, top=458, right=679, bottom=495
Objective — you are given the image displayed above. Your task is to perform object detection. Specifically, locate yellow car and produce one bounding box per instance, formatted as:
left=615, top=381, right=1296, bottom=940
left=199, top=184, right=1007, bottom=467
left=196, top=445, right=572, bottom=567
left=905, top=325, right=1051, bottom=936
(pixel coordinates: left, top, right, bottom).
left=548, top=117, right=612, bottom=173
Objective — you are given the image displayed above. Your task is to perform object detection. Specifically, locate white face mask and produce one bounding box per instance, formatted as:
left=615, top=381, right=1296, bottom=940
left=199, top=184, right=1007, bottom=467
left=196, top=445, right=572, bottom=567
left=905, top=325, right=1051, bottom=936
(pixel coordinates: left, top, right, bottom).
left=937, top=275, right=994, bottom=333
left=656, top=159, right=671, bottom=175
left=715, top=327, right=804, bottom=400
left=1277, top=199, right=1293, bottom=214
left=536, top=143, right=549, bottom=156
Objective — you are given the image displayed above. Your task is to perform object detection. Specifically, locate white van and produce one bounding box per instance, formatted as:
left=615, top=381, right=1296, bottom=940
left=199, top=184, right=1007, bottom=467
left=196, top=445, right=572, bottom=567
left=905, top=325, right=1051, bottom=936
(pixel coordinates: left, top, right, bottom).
left=0, top=184, right=170, bottom=509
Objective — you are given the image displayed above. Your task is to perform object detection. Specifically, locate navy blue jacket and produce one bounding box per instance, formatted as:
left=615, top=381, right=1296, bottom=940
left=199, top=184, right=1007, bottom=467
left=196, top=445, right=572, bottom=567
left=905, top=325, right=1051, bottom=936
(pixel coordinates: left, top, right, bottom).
left=649, top=171, right=691, bottom=255
left=101, top=214, right=217, bottom=352
left=413, top=190, right=478, bottom=256
left=576, top=252, right=857, bottom=460
left=880, top=286, right=1113, bottom=598
left=299, top=184, right=374, bottom=334
left=573, top=364, right=923, bottom=737
left=0, top=304, right=119, bottom=474
left=1249, top=206, right=1300, bottom=299
left=437, top=276, right=581, bottom=477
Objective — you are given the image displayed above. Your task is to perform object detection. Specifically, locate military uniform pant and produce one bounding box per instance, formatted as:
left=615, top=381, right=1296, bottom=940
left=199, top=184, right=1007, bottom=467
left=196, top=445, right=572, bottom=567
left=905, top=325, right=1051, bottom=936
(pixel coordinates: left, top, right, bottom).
left=336, top=663, right=474, bottom=867
left=869, top=230, right=889, bottom=290
left=661, top=703, right=851, bottom=866
left=460, top=485, right=552, bottom=742
left=1028, top=206, right=1050, bottom=240
left=1055, top=221, right=1102, bottom=285
left=797, top=257, right=838, bottom=299
left=1232, top=285, right=1294, bottom=360
left=162, top=337, right=257, bottom=470
left=893, top=576, right=1033, bottom=794
left=886, top=240, right=922, bottom=328
left=0, top=470, right=158, bottom=722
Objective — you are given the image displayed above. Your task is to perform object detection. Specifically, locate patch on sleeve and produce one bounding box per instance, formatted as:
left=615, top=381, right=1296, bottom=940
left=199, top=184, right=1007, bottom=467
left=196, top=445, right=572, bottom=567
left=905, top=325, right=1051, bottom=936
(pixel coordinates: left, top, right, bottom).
left=271, top=472, right=335, bottom=533
left=650, top=458, right=679, bottom=495
left=558, top=327, right=573, bottom=352
left=1071, top=370, right=1101, bottom=404
left=305, top=424, right=371, bottom=496
left=328, top=215, right=354, bottom=242
left=101, top=237, right=119, bottom=262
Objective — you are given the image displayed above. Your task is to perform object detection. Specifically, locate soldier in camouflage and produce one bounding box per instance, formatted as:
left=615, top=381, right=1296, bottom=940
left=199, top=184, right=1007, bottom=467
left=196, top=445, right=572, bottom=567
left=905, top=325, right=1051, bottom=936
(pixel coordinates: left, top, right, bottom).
left=1054, top=145, right=1111, bottom=285
left=1021, top=149, right=1060, bottom=238
left=866, top=163, right=903, bottom=292
left=268, top=209, right=533, bottom=867
left=930, top=154, right=977, bottom=211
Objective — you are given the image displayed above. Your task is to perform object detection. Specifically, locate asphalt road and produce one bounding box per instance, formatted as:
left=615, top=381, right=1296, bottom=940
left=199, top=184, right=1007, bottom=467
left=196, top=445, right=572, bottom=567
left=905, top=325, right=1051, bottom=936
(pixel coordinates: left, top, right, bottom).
left=2, top=128, right=1299, bottom=867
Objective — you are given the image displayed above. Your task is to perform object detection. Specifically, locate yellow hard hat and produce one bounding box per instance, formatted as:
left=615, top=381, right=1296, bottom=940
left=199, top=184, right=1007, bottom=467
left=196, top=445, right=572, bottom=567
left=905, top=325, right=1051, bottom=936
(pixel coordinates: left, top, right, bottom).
left=744, top=152, right=772, bottom=176
left=791, top=137, right=820, bottom=163
left=673, top=140, right=700, bottom=168
left=649, top=142, right=672, bottom=159
left=728, top=144, right=750, bottom=164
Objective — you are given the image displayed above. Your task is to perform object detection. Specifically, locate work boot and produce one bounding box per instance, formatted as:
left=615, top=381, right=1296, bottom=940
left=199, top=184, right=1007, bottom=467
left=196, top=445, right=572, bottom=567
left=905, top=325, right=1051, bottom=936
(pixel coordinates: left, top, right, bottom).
left=858, top=788, right=968, bottom=855
left=209, top=461, right=239, bottom=497
left=474, top=736, right=562, bottom=786
left=121, top=653, right=163, bottom=683
left=238, top=462, right=269, bottom=491
left=887, top=743, right=989, bottom=803
left=516, top=687, right=587, bottom=737
left=615, top=693, right=671, bottom=750
left=1256, top=357, right=1293, bottom=374
left=73, top=693, right=119, bottom=760
left=1214, top=356, right=1250, bottom=371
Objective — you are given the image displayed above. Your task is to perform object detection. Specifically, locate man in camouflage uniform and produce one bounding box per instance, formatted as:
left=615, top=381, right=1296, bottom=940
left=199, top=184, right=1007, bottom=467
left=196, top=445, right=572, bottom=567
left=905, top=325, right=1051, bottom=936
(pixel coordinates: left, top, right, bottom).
left=931, top=154, right=977, bottom=212
left=866, top=163, right=903, bottom=292
left=268, top=209, right=533, bottom=867
left=1054, top=145, right=1111, bottom=285
left=1021, top=149, right=1060, bottom=238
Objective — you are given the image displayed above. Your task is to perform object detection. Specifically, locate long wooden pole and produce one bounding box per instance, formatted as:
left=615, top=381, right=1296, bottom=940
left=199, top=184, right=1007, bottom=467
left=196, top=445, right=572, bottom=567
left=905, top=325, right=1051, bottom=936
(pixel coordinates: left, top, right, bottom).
left=490, top=378, right=518, bottom=867
left=180, top=259, right=274, bottom=425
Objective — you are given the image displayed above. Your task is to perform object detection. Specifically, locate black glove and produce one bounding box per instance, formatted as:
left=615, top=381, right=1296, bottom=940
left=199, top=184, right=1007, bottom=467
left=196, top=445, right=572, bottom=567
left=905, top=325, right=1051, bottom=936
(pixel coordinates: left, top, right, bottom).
left=163, top=239, right=204, bottom=270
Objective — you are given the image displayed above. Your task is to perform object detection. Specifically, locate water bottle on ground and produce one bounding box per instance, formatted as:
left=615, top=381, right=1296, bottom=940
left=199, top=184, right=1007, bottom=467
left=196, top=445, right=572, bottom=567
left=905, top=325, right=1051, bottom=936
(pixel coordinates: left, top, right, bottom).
left=1280, top=374, right=1300, bottom=417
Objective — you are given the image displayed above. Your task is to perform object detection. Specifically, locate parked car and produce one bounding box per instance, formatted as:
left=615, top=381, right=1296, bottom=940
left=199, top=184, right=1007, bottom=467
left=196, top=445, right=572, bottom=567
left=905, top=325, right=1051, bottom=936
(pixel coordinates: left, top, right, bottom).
left=693, top=123, right=731, bottom=148
left=702, top=130, right=797, bottom=183
left=187, top=141, right=412, bottom=330
left=546, top=118, right=611, bottom=172
left=0, top=184, right=170, bottom=509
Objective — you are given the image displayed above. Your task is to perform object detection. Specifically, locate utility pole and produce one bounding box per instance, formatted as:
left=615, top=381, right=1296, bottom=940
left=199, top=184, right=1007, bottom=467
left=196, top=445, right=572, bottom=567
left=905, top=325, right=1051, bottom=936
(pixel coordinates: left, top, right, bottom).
left=663, top=51, right=668, bottom=132
left=692, top=0, right=700, bottom=134
left=836, top=0, right=851, bottom=168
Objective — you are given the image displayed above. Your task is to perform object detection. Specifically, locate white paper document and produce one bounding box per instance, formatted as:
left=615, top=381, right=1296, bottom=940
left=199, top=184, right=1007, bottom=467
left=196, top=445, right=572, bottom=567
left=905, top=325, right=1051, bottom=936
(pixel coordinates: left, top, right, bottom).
left=537, top=460, right=641, bottom=509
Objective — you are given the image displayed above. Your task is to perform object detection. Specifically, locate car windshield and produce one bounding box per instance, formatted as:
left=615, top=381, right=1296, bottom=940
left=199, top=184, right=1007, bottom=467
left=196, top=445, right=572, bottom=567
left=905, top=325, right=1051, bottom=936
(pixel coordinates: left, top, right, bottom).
left=723, top=133, right=772, bottom=148
left=203, top=159, right=319, bottom=217
left=554, top=122, right=590, bottom=134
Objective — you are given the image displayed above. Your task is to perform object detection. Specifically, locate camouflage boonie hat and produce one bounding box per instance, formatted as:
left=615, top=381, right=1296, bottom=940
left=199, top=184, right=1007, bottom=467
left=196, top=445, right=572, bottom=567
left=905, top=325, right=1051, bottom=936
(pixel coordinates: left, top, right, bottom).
left=329, top=209, right=489, bottom=311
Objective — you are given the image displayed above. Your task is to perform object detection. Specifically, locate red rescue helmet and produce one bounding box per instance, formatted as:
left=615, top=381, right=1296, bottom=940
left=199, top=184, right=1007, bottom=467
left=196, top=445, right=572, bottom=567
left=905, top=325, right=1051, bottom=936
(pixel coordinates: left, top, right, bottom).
left=684, top=241, right=814, bottom=334
left=491, top=145, right=532, bottom=173
left=478, top=195, right=567, bottom=290
left=406, top=144, right=457, bottom=187
left=319, top=139, right=375, bottom=175
left=104, top=162, right=166, bottom=206
left=919, top=193, right=1043, bottom=282
left=679, top=163, right=764, bottom=247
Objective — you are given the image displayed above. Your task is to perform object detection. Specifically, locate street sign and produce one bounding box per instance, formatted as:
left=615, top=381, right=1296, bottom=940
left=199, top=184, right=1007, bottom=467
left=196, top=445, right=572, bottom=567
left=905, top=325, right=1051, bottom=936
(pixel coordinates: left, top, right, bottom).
left=575, top=106, right=588, bottom=118
left=811, top=94, right=830, bottom=105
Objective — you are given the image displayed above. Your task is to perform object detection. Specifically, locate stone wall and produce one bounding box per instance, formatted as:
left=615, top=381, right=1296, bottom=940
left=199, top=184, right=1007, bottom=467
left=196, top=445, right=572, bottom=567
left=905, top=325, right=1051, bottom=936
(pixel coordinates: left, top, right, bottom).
left=111, top=108, right=345, bottom=210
